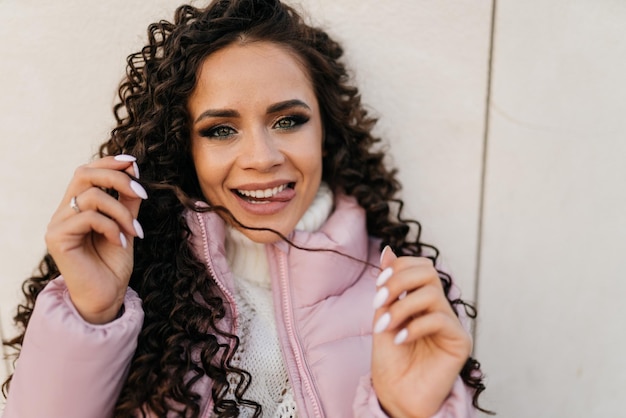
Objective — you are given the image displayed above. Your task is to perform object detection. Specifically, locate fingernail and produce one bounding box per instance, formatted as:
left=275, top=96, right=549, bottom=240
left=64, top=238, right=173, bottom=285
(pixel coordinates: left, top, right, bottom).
left=114, top=154, right=137, bottom=162
left=374, top=312, right=391, bottom=334
left=132, top=161, right=140, bottom=179
left=394, top=328, right=408, bottom=345
left=133, top=219, right=144, bottom=239
left=120, top=232, right=128, bottom=249
left=373, top=287, right=389, bottom=309
left=130, top=180, right=148, bottom=199
left=376, top=267, right=393, bottom=287
left=398, top=290, right=408, bottom=300
left=380, top=245, right=391, bottom=264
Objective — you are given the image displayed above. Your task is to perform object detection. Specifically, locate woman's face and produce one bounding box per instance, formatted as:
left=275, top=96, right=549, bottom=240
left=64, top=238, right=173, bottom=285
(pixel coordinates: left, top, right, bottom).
left=188, top=41, right=324, bottom=243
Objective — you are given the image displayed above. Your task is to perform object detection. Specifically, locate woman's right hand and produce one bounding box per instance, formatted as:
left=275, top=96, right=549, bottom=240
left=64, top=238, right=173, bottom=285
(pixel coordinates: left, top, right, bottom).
left=45, top=155, right=147, bottom=324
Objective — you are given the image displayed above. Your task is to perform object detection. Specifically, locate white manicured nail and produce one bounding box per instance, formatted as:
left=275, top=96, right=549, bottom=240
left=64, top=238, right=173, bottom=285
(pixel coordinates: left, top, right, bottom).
left=376, top=267, right=393, bottom=287
left=379, top=245, right=391, bottom=264
left=398, top=290, right=408, bottom=300
left=394, top=328, right=409, bottom=345
left=114, top=154, right=137, bottom=162
left=373, top=287, right=389, bottom=309
left=374, top=312, right=391, bottom=334
left=130, top=180, right=148, bottom=199
left=120, top=232, right=127, bottom=249
left=132, top=161, right=140, bottom=179
left=133, top=219, right=144, bottom=239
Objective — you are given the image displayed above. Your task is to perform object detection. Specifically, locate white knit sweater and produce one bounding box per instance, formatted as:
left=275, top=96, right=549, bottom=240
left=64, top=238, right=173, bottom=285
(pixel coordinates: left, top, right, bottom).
left=222, top=184, right=333, bottom=418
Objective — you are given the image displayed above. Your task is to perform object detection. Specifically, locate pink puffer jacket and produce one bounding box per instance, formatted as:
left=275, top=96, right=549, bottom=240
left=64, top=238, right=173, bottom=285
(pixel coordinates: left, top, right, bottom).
left=3, top=195, right=476, bottom=417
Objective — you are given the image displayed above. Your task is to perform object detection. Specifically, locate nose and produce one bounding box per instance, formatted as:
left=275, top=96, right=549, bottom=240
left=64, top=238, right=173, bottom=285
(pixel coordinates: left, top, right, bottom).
left=238, top=129, right=285, bottom=172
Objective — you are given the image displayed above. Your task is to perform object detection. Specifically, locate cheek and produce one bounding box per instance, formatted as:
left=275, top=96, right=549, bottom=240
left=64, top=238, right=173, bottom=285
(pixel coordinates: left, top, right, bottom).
left=292, top=144, right=323, bottom=177
left=191, top=145, right=224, bottom=196
left=301, top=130, right=324, bottom=177
left=312, top=154, right=323, bottom=178
left=311, top=144, right=324, bottom=177
left=301, top=153, right=324, bottom=188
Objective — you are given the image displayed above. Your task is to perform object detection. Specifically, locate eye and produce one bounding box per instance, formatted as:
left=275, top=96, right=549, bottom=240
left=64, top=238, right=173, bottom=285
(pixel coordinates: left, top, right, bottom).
left=273, top=115, right=310, bottom=130
left=199, top=125, right=237, bottom=139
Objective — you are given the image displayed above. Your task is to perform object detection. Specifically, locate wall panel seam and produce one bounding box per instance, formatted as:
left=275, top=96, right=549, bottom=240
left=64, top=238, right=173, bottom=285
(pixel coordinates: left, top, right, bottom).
left=473, top=0, right=498, bottom=343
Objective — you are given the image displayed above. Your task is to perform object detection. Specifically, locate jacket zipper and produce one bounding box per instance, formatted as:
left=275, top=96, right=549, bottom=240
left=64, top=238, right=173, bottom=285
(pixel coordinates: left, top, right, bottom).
left=276, top=248, right=324, bottom=418
left=195, top=213, right=239, bottom=328
left=196, top=213, right=239, bottom=418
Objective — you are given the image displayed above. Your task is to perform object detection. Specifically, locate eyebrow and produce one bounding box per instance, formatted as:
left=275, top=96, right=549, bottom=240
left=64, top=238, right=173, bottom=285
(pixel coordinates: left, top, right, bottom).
left=194, top=109, right=239, bottom=124
left=267, top=99, right=311, bottom=114
left=194, top=99, right=311, bottom=124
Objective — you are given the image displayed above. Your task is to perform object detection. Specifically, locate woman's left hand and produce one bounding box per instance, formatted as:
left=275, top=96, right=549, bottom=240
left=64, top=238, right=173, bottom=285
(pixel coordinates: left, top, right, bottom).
left=370, top=247, right=472, bottom=418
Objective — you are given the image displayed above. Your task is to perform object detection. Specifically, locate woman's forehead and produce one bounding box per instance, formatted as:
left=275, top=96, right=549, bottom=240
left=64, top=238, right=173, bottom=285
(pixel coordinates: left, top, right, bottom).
left=188, top=41, right=318, bottom=114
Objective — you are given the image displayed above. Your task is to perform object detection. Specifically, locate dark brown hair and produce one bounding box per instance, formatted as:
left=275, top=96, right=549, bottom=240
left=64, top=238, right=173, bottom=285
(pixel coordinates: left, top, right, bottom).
left=3, top=0, right=488, bottom=416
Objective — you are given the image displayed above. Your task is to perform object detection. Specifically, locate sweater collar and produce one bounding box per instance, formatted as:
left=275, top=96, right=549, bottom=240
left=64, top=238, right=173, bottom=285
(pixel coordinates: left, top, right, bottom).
left=224, top=183, right=333, bottom=287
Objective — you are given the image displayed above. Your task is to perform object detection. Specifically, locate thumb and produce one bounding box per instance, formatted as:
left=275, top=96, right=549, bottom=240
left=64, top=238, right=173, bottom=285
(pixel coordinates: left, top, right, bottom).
left=379, top=245, right=398, bottom=270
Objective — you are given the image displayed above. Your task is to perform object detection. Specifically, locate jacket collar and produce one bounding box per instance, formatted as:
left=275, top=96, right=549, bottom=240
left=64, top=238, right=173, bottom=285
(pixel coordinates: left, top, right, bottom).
left=184, top=193, right=373, bottom=305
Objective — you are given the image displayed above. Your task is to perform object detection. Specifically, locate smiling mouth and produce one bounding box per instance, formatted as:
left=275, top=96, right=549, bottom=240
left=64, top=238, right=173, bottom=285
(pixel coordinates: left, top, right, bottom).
left=235, top=183, right=295, bottom=204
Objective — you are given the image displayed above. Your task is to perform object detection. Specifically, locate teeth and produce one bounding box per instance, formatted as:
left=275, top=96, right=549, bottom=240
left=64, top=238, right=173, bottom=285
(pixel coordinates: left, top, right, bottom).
left=238, top=184, right=287, bottom=199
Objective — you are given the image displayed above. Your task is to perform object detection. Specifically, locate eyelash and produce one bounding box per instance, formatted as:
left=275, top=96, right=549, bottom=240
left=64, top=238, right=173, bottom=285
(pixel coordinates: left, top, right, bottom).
left=273, top=114, right=310, bottom=130
left=198, top=114, right=310, bottom=139
left=199, top=125, right=236, bottom=139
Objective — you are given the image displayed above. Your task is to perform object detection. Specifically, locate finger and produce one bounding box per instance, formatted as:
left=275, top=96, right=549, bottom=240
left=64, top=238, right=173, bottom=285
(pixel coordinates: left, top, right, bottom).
left=377, top=284, right=452, bottom=334
left=375, top=246, right=397, bottom=295
left=393, top=311, right=470, bottom=348
left=118, top=192, right=143, bottom=225
left=378, top=255, right=435, bottom=289
left=379, top=245, right=397, bottom=270
left=55, top=155, right=146, bottom=238
left=60, top=154, right=145, bottom=205
left=117, top=161, right=143, bottom=221
left=63, top=188, right=143, bottom=238
left=372, top=247, right=403, bottom=334
left=110, top=154, right=141, bottom=181
left=81, top=154, right=139, bottom=176
left=115, top=154, right=140, bottom=180
left=47, top=210, right=130, bottom=252
left=112, top=155, right=142, bottom=220
left=68, top=154, right=140, bottom=189
left=373, top=259, right=441, bottom=310
left=64, top=165, right=147, bottom=201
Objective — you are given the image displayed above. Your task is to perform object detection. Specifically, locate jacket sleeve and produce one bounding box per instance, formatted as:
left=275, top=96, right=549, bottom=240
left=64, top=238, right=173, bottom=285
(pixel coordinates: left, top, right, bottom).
left=353, top=374, right=476, bottom=418
left=2, top=276, right=144, bottom=418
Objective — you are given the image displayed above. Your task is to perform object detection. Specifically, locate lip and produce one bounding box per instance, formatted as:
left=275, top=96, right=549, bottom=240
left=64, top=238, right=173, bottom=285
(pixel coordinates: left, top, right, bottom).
left=230, top=180, right=296, bottom=216
left=232, top=188, right=295, bottom=216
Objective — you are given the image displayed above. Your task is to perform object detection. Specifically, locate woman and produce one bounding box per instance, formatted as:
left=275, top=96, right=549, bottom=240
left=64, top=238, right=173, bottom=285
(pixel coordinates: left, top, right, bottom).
left=2, top=0, right=487, bottom=417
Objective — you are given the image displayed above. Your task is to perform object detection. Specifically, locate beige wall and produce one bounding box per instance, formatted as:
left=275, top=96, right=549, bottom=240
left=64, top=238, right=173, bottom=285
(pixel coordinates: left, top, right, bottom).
left=0, top=1, right=624, bottom=416
left=476, top=1, right=626, bottom=416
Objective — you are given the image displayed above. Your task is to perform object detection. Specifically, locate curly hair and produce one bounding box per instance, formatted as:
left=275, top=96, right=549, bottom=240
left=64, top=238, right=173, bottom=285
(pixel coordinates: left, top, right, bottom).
left=3, top=0, right=489, bottom=416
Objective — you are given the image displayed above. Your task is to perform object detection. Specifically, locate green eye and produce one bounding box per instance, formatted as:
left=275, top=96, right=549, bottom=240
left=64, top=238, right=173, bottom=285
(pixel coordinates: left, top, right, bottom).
left=212, top=126, right=235, bottom=137
left=200, top=125, right=236, bottom=139
left=276, top=118, right=296, bottom=129
left=273, top=115, right=309, bottom=130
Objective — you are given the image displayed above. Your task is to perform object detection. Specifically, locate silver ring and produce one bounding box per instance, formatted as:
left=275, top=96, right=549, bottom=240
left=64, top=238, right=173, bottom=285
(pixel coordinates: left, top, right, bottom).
left=70, top=196, right=81, bottom=213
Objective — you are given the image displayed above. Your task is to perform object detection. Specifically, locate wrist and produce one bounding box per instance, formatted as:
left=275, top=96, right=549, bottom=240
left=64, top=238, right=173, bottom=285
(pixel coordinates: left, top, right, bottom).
left=71, top=297, right=126, bottom=324
left=376, top=388, right=436, bottom=418
left=78, top=305, right=123, bottom=324
left=378, top=400, right=425, bottom=418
